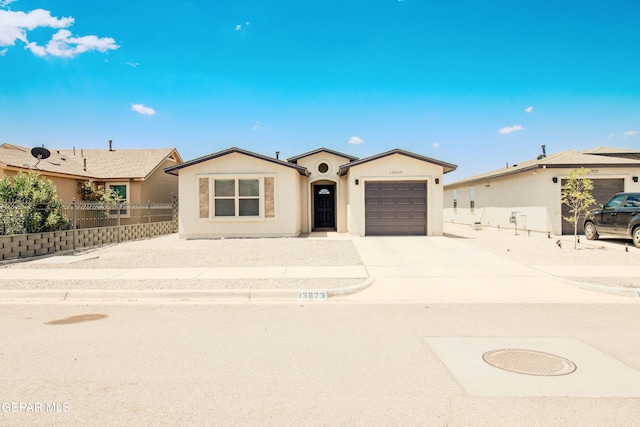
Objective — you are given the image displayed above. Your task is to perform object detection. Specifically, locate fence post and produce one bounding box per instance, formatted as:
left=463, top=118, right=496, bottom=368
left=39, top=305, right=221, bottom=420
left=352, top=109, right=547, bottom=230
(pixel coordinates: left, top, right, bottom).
left=72, top=199, right=76, bottom=251
left=117, top=201, right=121, bottom=243
left=172, top=193, right=178, bottom=233
left=148, top=200, right=151, bottom=238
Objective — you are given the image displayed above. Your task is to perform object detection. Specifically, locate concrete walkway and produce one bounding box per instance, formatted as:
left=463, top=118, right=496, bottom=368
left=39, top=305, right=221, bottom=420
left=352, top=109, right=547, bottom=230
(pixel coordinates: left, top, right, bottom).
left=0, top=234, right=637, bottom=304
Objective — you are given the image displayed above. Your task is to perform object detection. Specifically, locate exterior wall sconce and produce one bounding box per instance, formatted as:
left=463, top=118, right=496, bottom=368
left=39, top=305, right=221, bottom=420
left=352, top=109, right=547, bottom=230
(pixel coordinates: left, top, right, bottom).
left=355, top=179, right=359, bottom=185
left=633, top=177, right=638, bottom=183
left=435, top=178, right=440, bottom=184
left=552, top=177, right=558, bottom=183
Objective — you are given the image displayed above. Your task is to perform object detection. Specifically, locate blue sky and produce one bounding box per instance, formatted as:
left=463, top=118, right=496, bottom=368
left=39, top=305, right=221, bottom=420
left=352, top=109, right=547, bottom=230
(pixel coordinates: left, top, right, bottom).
left=1, top=0, right=639, bottom=181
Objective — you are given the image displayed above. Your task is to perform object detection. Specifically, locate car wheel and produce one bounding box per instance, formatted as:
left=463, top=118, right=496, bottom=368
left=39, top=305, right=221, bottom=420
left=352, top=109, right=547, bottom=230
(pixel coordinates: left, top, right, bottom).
left=584, top=222, right=599, bottom=240
left=633, top=226, right=640, bottom=248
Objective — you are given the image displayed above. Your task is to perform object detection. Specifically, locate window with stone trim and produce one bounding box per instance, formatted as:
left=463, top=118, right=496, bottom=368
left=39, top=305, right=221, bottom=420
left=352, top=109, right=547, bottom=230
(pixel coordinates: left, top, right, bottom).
left=198, top=176, right=275, bottom=219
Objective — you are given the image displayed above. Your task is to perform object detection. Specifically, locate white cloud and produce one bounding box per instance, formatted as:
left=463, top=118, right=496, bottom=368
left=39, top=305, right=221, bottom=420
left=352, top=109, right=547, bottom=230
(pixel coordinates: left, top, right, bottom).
left=432, top=142, right=439, bottom=147
left=252, top=121, right=262, bottom=130
left=0, top=0, right=17, bottom=7
left=0, top=7, right=118, bottom=57
left=234, top=22, right=250, bottom=32
left=125, top=61, right=139, bottom=68
left=0, top=47, right=7, bottom=56
left=26, top=29, right=118, bottom=57
left=498, top=125, right=524, bottom=135
left=525, top=106, right=533, bottom=113
left=624, top=130, right=638, bottom=137
left=131, top=103, right=156, bottom=116
left=348, top=136, right=364, bottom=144
left=0, top=9, right=73, bottom=47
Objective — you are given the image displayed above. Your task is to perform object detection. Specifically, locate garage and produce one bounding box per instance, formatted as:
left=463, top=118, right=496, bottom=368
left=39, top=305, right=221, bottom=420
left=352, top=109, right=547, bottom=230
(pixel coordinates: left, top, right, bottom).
left=365, top=181, right=427, bottom=235
left=561, top=178, right=624, bottom=235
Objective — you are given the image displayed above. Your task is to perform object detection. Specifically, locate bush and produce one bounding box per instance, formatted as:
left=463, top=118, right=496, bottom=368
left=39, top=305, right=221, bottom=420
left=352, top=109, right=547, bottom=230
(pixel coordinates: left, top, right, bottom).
left=0, top=171, right=68, bottom=235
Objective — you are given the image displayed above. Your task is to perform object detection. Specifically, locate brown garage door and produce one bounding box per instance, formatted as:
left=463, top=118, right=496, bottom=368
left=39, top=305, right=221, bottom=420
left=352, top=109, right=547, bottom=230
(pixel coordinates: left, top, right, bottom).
left=365, top=181, right=427, bottom=235
left=561, top=178, right=624, bottom=235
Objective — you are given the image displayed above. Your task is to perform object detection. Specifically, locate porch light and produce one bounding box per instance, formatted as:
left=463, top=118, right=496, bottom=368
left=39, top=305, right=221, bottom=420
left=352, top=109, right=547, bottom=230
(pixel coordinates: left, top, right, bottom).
left=435, top=178, right=440, bottom=184
left=552, top=177, right=558, bottom=183
left=355, top=179, right=359, bottom=185
left=633, top=177, right=638, bottom=183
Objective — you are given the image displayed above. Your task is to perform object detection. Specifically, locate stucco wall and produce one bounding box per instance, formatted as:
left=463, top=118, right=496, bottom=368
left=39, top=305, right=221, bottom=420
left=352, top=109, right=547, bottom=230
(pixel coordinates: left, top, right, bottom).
left=444, top=167, right=640, bottom=235
left=176, top=152, right=304, bottom=238
left=344, top=154, right=446, bottom=236
left=138, top=158, right=179, bottom=203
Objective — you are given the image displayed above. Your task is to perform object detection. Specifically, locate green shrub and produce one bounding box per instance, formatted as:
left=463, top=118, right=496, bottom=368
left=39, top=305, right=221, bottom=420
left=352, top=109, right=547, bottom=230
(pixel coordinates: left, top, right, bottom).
left=0, top=171, right=69, bottom=235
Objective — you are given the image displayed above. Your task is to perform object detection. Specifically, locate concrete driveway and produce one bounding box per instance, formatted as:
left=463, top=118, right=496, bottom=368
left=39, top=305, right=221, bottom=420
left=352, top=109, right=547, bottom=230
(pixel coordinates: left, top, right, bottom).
left=337, top=236, right=635, bottom=304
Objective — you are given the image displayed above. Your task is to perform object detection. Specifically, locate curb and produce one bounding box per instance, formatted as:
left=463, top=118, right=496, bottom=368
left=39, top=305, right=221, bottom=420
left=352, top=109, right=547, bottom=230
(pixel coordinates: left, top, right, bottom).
left=557, top=277, right=640, bottom=299
left=0, top=277, right=375, bottom=303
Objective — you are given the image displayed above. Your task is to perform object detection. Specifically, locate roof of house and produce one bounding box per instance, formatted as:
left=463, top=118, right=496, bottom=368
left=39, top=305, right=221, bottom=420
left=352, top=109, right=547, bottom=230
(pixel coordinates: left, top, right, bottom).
left=287, top=148, right=359, bottom=163
left=164, top=147, right=310, bottom=176
left=338, top=148, right=458, bottom=176
left=445, top=148, right=640, bottom=187
left=0, top=143, right=181, bottom=180
left=583, top=146, right=640, bottom=154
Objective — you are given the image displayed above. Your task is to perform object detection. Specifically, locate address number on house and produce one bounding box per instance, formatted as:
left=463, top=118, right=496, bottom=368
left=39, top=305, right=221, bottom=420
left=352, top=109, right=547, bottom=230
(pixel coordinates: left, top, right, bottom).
left=298, top=291, right=327, bottom=301
left=389, top=170, right=403, bottom=175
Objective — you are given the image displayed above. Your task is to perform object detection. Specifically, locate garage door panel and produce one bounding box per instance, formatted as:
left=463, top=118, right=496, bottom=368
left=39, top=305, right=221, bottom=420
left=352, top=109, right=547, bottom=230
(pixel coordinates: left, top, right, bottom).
left=365, top=181, right=427, bottom=236
left=561, top=178, right=624, bottom=235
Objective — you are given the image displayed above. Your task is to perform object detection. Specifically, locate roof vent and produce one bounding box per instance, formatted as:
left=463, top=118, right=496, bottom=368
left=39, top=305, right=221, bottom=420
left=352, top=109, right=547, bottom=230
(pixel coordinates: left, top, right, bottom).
left=537, top=144, right=547, bottom=160
left=109, top=139, right=114, bottom=151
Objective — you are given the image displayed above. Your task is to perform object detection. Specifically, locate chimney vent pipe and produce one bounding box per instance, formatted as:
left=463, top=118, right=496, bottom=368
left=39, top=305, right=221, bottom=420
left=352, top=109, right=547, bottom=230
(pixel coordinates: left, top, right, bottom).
left=275, top=151, right=280, bottom=160
left=109, top=139, right=113, bottom=151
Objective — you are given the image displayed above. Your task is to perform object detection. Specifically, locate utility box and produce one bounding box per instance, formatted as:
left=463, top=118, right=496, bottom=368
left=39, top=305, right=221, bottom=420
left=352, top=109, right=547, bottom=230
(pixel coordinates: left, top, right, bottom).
left=473, top=222, right=482, bottom=230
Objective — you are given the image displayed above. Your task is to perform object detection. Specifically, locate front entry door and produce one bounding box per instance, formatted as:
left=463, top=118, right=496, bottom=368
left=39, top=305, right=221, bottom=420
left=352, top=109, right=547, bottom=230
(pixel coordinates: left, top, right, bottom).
left=314, top=184, right=336, bottom=229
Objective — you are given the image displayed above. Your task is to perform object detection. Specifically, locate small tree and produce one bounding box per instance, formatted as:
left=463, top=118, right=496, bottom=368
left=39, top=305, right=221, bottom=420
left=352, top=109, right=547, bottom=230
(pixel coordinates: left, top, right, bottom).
left=0, top=171, right=68, bottom=235
left=561, top=167, right=596, bottom=249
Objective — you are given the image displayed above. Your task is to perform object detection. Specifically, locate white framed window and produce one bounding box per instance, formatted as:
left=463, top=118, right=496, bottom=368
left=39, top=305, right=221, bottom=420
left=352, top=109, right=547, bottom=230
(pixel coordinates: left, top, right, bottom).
left=198, top=176, right=275, bottom=220
left=214, top=178, right=260, bottom=217
left=107, top=182, right=130, bottom=217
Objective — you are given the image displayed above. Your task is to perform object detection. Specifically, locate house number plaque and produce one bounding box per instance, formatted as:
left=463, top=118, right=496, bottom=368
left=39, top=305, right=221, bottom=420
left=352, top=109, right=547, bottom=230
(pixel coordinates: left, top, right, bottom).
left=389, top=170, right=403, bottom=174
left=298, top=291, right=327, bottom=300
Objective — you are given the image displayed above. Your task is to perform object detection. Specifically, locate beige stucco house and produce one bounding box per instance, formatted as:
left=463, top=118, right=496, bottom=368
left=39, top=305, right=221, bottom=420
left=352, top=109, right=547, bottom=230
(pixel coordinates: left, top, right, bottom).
left=444, top=146, right=640, bottom=235
left=165, top=147, right=457, bottom=238
left=0, top=143, right=182, bottom=204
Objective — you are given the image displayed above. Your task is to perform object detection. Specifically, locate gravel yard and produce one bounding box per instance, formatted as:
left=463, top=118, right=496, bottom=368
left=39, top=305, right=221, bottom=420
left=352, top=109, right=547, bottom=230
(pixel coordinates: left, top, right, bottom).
left=9, top=234, right=363, bottom=269
left=444, top=222, right=640, bottom=288
left=1, top=234, right=364, bottom=290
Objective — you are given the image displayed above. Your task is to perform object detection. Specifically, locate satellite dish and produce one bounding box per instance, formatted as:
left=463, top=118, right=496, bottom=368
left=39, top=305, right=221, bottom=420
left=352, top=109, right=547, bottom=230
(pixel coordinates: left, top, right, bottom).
left=31, top=146, right=51, bottom=160
left=30, top=146, right=51, bottom=169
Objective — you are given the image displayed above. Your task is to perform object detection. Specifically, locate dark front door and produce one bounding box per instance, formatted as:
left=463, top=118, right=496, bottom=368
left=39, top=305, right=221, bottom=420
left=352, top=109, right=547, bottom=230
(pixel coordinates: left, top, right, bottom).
left=314, top=185, right=336, bottom=229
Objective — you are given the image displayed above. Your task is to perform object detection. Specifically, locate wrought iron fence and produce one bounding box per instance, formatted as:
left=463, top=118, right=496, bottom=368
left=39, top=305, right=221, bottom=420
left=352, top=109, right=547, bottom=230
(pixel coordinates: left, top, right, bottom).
left=0, top=198, right=177, bottom=236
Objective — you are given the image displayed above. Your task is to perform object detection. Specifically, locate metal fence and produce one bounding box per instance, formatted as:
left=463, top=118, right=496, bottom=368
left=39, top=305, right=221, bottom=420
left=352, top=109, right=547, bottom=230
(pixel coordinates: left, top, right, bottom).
left=0, top=198, right=179, bottom=261
left=0, top=198, right=177, bottom=236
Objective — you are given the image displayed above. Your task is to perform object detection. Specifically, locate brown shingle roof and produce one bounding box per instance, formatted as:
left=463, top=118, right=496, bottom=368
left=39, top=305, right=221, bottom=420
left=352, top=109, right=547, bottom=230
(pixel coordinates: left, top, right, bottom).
left=0, top=143, right=180, bottom=180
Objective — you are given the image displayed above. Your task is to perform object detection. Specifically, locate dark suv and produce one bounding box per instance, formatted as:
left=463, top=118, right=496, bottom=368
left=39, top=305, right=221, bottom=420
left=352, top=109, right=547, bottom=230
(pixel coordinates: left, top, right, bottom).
left=584, top=192, right=640, bottom=248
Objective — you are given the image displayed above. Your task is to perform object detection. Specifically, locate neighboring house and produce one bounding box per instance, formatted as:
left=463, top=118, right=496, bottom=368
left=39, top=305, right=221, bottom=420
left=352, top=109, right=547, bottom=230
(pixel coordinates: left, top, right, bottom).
left=165, top=147, right=457, bottom=238
left=444, top=146, right=640, bottom=235
left=0, top=142, right=182, bottom=204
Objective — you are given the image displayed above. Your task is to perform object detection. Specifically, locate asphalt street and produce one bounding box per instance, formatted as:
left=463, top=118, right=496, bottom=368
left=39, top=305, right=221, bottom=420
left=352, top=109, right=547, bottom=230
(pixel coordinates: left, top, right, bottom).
left=2, top=303, right=640, bottom=426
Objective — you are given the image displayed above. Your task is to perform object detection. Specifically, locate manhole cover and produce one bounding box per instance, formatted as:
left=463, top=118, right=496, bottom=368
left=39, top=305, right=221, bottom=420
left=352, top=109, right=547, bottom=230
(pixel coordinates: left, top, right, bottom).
left=482, top=348, right=577, bottom=376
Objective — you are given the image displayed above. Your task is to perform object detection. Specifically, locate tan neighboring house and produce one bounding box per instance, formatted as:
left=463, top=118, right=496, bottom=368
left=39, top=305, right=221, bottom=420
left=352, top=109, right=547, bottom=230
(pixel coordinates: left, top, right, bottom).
left=165, top=147, right=457, bottom=238
left=0, top=143, right=182, bottom=203
left=444, top=146, right=640, bottom=235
